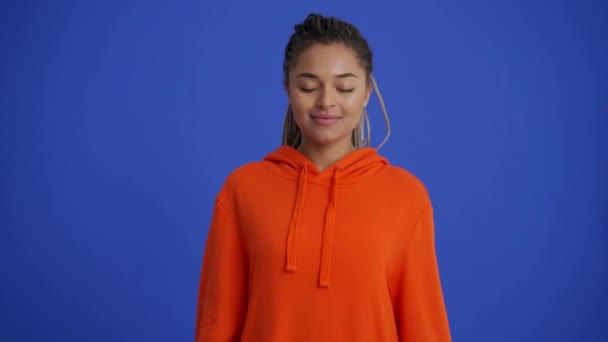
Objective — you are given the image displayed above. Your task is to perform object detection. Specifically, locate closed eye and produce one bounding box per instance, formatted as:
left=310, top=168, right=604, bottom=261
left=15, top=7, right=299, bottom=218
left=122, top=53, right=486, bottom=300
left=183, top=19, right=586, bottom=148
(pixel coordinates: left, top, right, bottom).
left=298, top=87, right=354, bottom=93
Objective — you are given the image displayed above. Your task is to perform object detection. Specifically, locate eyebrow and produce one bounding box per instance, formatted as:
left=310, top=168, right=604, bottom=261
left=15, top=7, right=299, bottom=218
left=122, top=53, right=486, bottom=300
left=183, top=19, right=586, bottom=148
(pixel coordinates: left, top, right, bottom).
left=295, top=72, right=358, bottom=79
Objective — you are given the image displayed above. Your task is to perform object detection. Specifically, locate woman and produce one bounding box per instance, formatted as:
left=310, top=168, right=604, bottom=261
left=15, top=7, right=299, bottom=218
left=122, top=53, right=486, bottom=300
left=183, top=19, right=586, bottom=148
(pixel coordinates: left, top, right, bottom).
left=195, top=13, right=451, bottom=341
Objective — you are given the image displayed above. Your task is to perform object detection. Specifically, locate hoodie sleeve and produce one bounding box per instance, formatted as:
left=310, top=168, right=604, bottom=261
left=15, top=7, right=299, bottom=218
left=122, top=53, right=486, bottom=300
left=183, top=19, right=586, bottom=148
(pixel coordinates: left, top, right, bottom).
left=390, top=207, right=451, bottom=342
left=195, top=198, right=248, bottom=342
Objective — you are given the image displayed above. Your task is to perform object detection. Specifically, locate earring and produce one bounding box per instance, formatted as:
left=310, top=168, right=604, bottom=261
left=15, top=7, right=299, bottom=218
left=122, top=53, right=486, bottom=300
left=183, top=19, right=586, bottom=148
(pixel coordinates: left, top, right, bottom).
left=359, top=107, right=371, bottom=148
left=286, top=104, right=293, bottom=128
left=284, top=104, right=301, bottom=148
left=357, top=111, right=365, bottom=148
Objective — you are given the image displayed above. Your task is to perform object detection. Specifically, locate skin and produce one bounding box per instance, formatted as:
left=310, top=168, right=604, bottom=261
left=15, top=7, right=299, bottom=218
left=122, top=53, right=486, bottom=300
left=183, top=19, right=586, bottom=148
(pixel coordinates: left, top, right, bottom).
left=285, top=43, right=372, bottom=172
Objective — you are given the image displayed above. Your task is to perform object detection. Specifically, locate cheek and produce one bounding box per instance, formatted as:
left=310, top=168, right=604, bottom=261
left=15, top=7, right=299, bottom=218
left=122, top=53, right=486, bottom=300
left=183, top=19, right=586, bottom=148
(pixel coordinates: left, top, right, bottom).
left=288, top=94, right=315, bottom=120
left=288, top=99, right=309, bottom=128
left=289, top=99, right=308, bottom=118
left=343, top=94, right=368, bottom=115
left=288, top=91, right=307, bottom=107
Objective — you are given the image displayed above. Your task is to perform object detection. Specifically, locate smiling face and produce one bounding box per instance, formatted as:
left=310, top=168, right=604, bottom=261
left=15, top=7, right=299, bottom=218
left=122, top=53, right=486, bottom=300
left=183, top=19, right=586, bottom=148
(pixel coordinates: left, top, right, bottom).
left=286, top=43, right=372, bottom=150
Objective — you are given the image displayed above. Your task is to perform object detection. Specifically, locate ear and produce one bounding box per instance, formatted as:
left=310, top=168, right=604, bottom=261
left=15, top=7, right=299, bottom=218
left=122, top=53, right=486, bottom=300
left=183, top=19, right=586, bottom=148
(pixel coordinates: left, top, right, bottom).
left=363, top=79, right=373, bottom=107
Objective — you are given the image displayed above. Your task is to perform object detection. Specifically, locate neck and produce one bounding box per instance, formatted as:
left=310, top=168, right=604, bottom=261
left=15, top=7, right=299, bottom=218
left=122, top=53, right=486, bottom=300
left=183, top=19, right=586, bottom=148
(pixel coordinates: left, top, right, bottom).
left=298, top=138, right=355, bottom=172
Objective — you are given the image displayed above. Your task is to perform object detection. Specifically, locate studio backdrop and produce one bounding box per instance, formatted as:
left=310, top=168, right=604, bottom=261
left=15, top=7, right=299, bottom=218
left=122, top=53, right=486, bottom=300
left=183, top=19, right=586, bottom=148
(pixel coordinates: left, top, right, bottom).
left=1, top=0, right=607, bottom=341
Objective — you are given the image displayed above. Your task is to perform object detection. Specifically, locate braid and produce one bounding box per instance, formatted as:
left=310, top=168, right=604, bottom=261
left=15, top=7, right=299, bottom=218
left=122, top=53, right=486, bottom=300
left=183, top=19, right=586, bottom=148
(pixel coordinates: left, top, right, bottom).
left=283, top=13, right=373, bottom=83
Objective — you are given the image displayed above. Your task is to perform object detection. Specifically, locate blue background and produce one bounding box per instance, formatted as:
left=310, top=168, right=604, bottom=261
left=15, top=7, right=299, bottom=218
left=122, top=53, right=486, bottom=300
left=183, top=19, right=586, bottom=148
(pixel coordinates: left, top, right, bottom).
left=1, top=0, right=607, bottom=341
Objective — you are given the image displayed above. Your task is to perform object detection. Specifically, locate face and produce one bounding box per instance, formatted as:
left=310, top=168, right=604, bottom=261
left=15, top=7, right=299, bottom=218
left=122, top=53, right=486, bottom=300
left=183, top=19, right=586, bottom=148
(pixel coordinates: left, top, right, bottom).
left=286, top=43, right=372, bottom=150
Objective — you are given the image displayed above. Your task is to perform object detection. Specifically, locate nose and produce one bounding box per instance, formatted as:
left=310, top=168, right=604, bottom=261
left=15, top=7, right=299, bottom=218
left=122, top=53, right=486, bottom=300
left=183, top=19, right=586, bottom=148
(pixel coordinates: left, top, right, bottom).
left=316, top=88, right=335, bottom=109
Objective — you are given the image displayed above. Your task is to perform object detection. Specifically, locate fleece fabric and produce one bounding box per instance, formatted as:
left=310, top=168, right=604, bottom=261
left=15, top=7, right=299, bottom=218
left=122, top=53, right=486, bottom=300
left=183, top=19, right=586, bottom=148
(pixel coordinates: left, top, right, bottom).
left=195, top=145, right=451, bottom=341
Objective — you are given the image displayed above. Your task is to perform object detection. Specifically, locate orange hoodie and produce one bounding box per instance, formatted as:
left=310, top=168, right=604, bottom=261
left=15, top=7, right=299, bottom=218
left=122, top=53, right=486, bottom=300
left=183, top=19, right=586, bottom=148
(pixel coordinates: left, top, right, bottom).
left=195, top=146, right=451, bottom=341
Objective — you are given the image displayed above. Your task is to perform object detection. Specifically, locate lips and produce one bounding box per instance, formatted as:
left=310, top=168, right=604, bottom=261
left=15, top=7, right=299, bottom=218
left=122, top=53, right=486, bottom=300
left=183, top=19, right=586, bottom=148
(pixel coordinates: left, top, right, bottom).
left=311, top=114, right=340, bottom=126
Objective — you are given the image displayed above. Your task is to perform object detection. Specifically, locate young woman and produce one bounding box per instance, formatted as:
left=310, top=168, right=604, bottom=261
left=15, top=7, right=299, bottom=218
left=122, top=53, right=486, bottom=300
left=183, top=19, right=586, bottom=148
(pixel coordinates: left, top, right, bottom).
left=195, top=13, right=451, bottom=342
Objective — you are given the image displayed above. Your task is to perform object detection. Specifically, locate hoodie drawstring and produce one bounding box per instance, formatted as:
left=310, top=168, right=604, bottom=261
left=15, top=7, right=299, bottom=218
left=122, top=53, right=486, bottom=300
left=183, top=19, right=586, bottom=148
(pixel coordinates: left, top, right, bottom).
left=285, top=165, right=308, bottom=272
left=285, top=165, right=341, bottom=288
left=319, top=167, right=341, bottom=287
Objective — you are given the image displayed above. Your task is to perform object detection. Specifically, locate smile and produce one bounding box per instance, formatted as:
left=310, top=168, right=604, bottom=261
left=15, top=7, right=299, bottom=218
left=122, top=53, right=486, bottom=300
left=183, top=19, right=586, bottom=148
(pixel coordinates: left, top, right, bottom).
left=311, top=116, right=340, bottom=126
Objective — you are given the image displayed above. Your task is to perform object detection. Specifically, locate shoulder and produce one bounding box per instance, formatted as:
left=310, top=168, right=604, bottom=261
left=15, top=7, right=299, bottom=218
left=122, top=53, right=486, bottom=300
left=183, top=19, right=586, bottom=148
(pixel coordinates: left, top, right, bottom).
left=219, top=161, right=267, bottom=190
left=381, top=164, right=433, bottom=209
left=227, top=161, right=267, bottom=181
left=214, top=160, right=273, bottom=203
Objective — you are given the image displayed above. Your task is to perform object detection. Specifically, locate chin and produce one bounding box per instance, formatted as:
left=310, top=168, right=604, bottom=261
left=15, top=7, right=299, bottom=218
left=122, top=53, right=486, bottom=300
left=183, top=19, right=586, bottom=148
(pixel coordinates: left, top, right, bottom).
left=302, top=133, right=352, bottom=147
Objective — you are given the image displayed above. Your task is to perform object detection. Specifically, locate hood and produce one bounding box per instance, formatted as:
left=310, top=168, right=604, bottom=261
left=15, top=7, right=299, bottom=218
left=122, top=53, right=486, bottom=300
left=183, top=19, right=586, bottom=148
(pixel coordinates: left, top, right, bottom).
left=263, top=146, right=389, bottom=288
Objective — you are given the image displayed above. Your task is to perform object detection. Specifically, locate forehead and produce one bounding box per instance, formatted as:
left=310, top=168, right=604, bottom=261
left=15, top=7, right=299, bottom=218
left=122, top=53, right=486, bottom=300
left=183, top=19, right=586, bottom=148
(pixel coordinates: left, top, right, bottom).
left=291, top=43, right=365, bottom=76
